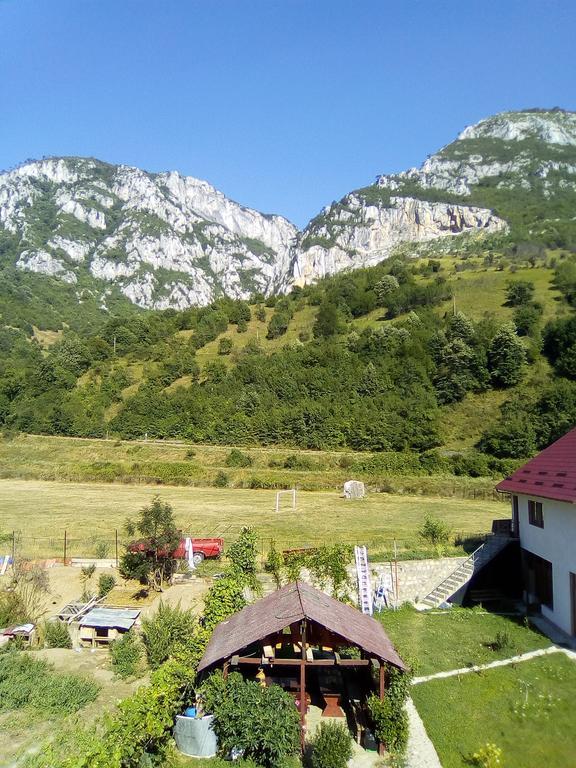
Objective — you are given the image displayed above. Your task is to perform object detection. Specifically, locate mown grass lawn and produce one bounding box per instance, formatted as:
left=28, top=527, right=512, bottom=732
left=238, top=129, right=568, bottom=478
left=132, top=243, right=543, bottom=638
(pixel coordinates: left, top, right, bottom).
left=378, top=605, right=551, bottom=675
left=411, top=653, right=576, bottom=768
left=0, top=477, right=502, bottom=561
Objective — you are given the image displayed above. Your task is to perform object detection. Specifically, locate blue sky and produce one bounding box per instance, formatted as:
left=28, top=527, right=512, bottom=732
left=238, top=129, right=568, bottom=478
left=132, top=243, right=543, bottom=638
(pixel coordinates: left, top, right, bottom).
left=0, top=0, right=574, bottom=227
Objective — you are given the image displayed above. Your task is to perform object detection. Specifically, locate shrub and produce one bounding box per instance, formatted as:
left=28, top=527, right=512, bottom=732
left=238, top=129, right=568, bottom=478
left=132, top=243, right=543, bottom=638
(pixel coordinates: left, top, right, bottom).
left=185, top=448, right=196, bottom=459
left=0, top=652, right=99, bottom=714
left=227, top=526, right=259, bottom=589
left=419, top=515, right=451, bottom=548
left=225, top=448, right=253, bottom=467
left=110, top=630, right=143, bottom=679
left=43, top=620, right=72, bottom=649
left=213, top=470, right=229, bottom=487
left=218, top=337, right=233, bottom=356
left=309, top=720, right=353, bottom=768
left=264, top=539, right=284, bottom=588
left=201, top=671, right=300, bottom=768
left=283, top=453, right=315, bottom=470
left=94, top=540, right=110, bottom=558
left=0, top=591, right=28, bottom=627
left=141, top=601, right=198, bottom=669
left=368, top=666, right=410, bottom=755
left=98, top=573, right=116, bottom=597
left=492, top=628, right=512, bottom=652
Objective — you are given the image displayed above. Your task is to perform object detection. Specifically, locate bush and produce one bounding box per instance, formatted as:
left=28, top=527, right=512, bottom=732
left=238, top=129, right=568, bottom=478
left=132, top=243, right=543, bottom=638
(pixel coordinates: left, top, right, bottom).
left=309, top=720, right=353, bottom=768
left=93, top=540, right=110, bottom=558
left=141, top=601, right=198, bottom=669
left=225, top=448, right=253, bottom=467
left=419, top=515, right=451, bottom=548
left=201, top=671, right=300, bottom=768
left=283, top=453, right=315, bottom=470
left=0, top=591, right=28, bottom=627
left=0, top=652, right=99, bottom=714
left=98, top=573, right=116, bottom=597
left=368, top=666, right=410, bottom=755
left=491, top=628, right=512, bottom=652
left=110, top=630, right=143, bottom=679
left=43, top=620, right=72, bottom=649
left=213, top=471, right=229, bottom=487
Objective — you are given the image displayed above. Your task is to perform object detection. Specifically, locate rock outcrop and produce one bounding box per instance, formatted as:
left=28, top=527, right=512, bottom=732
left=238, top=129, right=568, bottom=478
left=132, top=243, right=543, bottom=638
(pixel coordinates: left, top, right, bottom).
left=1, top=108, right=575, bottom=308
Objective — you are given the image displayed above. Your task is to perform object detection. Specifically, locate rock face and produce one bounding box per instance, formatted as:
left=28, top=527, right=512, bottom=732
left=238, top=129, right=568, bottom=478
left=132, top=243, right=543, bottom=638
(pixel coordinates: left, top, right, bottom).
left=1, top=108, right=575, bottom=308
left=292, top=108, right=576, bottom=283
left=292, top=197, right=505, bottom=285
left=0, top=158, right=298, bottom=309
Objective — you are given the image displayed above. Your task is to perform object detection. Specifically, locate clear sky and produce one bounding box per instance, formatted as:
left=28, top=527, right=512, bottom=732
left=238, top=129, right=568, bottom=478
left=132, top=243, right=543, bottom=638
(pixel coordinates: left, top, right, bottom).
left=0, top=0, right=574, bottom=227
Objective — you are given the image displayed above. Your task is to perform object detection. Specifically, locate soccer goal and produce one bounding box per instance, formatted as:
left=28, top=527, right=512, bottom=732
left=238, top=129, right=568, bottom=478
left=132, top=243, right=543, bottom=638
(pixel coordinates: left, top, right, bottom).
left=275, top=488, right=297, bottom=513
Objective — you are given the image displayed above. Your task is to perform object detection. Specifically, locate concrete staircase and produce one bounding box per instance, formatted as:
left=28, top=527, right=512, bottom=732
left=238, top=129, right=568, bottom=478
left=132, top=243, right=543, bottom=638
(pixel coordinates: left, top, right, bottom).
left=418, top=535, right=512, bottom=609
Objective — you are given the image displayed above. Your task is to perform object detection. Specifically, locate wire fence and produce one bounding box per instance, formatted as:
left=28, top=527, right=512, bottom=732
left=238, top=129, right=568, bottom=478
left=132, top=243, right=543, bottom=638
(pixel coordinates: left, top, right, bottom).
left=5, top=528, right=494, bottom=565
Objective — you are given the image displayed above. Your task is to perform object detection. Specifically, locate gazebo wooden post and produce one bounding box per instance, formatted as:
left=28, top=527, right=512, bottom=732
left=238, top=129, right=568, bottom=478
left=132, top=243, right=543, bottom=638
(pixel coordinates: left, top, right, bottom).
left=299, top=619, right=307, bottom=750
left=223, top=659, right=230, bottom=680
left=378, top=661, right=386, bottom=757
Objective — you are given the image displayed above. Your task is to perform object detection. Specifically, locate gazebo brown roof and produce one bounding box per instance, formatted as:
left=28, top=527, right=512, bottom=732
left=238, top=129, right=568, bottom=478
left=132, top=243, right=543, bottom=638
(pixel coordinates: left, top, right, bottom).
left=198, top=580, right=405, bottom=672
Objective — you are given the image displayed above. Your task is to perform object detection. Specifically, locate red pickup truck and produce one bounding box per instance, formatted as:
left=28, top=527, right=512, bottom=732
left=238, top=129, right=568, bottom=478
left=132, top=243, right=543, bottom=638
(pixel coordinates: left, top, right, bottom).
left=128, top=537, right=224, bottom=566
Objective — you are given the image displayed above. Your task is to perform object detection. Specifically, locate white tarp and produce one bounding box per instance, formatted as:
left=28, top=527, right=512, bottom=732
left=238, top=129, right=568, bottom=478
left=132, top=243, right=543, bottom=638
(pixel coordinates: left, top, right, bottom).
left=184, top=537, right=195, bottom=569
left=343, top=480, right=366, bottom=499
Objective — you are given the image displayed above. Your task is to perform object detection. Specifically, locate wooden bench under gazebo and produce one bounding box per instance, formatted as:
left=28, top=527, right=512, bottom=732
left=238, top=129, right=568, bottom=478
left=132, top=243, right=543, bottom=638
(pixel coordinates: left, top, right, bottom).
left=197, top=581, right=406, bottom=751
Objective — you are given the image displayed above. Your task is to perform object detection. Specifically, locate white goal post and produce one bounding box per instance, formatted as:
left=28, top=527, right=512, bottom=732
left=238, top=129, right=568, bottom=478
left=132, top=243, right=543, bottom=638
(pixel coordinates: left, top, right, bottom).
left=275, top=489, right=297, bottom=512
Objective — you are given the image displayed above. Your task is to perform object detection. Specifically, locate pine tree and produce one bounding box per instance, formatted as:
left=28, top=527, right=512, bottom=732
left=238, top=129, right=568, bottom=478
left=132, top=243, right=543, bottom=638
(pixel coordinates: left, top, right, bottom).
left=487, top=324, right=526, bottom=387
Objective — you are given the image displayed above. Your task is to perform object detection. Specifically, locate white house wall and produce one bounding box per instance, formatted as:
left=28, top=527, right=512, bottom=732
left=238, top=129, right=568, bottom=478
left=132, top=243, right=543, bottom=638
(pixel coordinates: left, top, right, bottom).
left=516, top=493, right=576, bottom=635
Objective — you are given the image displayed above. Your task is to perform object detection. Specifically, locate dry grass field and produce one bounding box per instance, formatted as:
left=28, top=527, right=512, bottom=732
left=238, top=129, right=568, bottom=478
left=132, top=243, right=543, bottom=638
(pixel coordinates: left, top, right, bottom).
left=0, top=478, right=503, bottom=561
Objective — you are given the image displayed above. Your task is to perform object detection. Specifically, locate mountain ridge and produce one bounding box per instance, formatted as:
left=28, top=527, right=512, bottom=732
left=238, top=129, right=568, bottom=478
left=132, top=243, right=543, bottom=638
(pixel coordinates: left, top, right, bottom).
left=1, top=108, right=575, bottom=320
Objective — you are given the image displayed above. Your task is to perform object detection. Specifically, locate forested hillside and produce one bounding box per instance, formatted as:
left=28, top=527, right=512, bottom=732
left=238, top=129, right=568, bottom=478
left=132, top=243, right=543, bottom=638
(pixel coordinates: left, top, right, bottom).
left=1, top=232, right=575, bottom=467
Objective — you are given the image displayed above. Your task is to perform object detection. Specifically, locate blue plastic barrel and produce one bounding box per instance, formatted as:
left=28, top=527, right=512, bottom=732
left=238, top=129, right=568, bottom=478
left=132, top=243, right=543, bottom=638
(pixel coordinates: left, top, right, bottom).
left=184, top=707, right=197, bottom=718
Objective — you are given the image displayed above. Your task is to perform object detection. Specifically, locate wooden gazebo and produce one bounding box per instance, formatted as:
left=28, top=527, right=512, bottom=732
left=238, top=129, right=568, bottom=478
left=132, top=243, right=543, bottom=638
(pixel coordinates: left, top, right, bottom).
left=198, top=581, right=405, bottom=749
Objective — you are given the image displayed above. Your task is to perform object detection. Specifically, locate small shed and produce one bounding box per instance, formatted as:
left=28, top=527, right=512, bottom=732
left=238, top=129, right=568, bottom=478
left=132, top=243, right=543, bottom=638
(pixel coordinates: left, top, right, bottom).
left=198, top=581, right=405, bottom=752
left=78, top=607, right=140, bottom=647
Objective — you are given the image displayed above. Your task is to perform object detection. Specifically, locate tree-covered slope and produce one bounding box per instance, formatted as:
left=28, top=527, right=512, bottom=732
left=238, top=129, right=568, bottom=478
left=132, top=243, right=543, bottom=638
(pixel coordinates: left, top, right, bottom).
left=2, top=238, right=575, bottom=464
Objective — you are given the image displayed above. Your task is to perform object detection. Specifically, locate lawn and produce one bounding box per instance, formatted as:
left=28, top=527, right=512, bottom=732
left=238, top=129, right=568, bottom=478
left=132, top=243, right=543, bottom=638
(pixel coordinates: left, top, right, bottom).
left=378, top=605, right=551, bottom=675
left=0, top=478, right=503, bottom=561
left=412, top=653, right=576, bottom=768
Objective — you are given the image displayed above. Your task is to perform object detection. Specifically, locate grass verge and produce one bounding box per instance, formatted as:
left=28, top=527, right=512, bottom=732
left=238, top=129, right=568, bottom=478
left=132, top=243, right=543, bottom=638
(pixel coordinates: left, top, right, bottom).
left=412, top=653, right=576, bottom=768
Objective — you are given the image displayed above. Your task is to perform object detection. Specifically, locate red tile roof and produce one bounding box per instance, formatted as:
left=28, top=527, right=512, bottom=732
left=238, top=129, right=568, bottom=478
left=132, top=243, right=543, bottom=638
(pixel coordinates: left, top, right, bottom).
left=496, top=427, right=576, bottom=503
left=198, top=581, right=405, bottom=672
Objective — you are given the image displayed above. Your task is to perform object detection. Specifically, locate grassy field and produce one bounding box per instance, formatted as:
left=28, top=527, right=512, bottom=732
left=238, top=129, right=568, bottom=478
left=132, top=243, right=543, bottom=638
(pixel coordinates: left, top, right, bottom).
left=0, top=477, right=503, bottom=561
left=412, top=653, right=576, bottom=768
left=378, top=605, right=550, bottom=675
left=0, top=433, right=509, bottom=499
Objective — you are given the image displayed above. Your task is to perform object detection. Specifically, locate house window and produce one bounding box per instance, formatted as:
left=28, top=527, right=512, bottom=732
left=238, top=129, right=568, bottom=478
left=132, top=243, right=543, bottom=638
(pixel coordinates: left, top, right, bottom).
left=528, top=500, right=543, bottom=528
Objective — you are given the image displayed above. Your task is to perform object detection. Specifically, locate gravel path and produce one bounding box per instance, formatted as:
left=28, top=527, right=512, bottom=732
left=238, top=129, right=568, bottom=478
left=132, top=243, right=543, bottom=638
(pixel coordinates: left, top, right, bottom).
left=404, top=697, right=442, bottom=768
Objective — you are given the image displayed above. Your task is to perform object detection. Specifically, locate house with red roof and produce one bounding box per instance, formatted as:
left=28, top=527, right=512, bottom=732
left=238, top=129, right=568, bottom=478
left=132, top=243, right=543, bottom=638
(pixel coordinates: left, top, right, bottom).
left=496, top=426, right=576, bottom=637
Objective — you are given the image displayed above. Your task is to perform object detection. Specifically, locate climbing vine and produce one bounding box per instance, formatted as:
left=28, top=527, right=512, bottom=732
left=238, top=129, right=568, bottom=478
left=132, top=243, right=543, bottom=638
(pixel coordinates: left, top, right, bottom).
left=368, top=665, right=411, bottom=755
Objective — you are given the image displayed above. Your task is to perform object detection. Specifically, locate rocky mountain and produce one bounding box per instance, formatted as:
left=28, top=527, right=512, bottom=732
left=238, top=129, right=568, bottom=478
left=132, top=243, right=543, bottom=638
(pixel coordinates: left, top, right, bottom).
left=1, top=108, right=575, bottom=314
left=0, top=158, right=298, bottom=309
left=293, top=108, right=576, bottom=283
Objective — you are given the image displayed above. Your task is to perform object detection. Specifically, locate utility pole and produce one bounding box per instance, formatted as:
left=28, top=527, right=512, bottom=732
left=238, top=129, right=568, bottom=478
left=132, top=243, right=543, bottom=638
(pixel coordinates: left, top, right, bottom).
left=113, top=336, right=117, bottom=356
